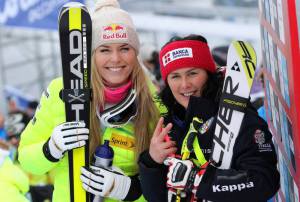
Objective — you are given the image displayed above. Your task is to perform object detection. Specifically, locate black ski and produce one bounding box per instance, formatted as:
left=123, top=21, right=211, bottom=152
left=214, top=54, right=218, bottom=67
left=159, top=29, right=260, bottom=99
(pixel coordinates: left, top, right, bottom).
left=59, top=2, right=92, bottom=202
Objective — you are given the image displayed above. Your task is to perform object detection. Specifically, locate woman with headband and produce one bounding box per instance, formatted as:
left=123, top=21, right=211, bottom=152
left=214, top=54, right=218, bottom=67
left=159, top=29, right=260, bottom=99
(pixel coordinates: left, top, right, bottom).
left=139, top=34, right=279, bottom=202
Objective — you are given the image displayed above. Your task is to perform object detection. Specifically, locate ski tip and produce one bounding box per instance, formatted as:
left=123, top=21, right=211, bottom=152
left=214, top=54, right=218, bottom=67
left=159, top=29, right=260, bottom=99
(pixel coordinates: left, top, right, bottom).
left=63, top=2, right=86, bottom=8
left=59, top=2, right=88, bottom=19
left=58, top=2, right=91, bottom=29
left=228, top=40, right=257, bottom=69
left=227, top=40, right=257, bottom=90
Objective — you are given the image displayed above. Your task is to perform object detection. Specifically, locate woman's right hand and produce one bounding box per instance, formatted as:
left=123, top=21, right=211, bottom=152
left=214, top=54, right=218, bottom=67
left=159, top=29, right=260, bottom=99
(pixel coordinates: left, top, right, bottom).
left=45, top=121, right=89, bottom=161
left=149, top=117, right=177, bottom=164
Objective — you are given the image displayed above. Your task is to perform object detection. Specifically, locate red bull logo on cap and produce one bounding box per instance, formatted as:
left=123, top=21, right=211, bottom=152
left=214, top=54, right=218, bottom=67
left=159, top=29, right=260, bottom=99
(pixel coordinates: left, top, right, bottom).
left=162, top=47, right=193, bottom=66
left=102, top=23, right=128, bottom=40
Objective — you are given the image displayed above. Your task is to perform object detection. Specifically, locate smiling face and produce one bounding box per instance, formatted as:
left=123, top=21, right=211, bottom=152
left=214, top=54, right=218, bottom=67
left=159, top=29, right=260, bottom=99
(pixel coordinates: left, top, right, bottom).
left=167, top=67, right=208, bottom=109
left=94, top=43, right=137, bottom=88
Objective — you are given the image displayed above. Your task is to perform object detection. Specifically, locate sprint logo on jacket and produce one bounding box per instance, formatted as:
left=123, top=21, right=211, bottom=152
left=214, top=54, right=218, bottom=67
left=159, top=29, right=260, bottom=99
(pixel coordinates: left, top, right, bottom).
left=110, top=133, right=135, bottom=151
left=163, top=48, right=193, bottom=66
left=212, top=182, right=254, bottom=192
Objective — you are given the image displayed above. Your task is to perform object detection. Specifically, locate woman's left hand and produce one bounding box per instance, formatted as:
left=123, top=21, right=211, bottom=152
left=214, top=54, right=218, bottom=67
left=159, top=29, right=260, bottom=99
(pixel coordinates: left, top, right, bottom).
left=80, top=166, right=131, bottom=200
left=149, top=117, right=177, bottom=164
left=164, top=157, right=209, bottom=194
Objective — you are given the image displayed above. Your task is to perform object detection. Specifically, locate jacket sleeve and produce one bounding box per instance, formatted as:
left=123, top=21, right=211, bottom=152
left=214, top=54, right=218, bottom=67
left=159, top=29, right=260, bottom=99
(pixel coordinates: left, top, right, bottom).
left=138, top=150, right=168, bottom=202
left=196, top=115, right=280, bottom=202
left=0, top=158, right=29, bottom=202
left=123, top=174, right=143, bottom=201
left=18, top=78, right=65, bottom=175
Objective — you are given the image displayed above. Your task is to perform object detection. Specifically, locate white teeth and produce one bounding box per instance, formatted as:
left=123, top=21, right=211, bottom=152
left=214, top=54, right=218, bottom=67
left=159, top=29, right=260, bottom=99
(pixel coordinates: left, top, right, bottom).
left=108, top=67, right=122, bottom=72
left=183, top=92, right=193, bottom=97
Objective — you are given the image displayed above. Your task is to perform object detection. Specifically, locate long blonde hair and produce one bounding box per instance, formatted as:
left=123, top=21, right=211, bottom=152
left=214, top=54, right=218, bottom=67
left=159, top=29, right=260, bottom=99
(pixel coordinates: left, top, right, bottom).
left=89, top=52, right=159, bottom=160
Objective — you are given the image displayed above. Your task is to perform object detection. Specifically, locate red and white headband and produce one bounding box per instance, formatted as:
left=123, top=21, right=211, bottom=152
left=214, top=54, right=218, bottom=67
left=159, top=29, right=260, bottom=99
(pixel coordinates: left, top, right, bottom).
left=159, top=40, right=216, bottom=81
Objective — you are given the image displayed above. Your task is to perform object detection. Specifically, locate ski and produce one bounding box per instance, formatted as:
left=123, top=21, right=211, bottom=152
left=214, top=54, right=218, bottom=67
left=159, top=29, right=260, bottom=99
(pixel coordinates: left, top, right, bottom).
left=59, top=2, right=92, bottom=202
left=211, top=41, right=256, bottom=169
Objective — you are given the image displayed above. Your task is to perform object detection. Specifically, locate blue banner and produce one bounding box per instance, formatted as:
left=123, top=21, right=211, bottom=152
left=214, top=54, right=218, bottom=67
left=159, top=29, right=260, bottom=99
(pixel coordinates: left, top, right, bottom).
left=0, top=0, right=84, bottom=30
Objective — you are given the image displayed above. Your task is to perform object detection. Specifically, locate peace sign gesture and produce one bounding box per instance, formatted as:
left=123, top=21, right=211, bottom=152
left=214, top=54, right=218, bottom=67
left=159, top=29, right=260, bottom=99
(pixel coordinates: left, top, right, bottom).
left=149, top=117, right=177, bottom=164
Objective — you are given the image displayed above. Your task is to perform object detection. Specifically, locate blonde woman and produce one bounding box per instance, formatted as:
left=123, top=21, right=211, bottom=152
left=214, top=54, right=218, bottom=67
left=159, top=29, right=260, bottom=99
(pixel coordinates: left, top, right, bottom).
left=18, top=0, right=159, bottom=201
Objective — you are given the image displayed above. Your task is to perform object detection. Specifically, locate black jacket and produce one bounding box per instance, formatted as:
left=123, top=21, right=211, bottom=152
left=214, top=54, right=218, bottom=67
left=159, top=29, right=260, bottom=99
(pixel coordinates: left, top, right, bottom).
left=138, top=97, right=279, bottom=202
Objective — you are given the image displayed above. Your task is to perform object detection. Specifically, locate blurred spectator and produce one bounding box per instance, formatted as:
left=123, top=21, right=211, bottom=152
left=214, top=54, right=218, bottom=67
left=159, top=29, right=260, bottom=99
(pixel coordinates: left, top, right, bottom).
left=256, top=70, right=267, bottom=121
left=0, top=113, right=7, bottom=140
left=0, top=139, right=30, bottom=202
left=5, top=111, right=54, bottom=202
left=212, top=45, right=229, bottom=67
left=140, top=43, right=155, bottom=67
left=140, top=43, right=161, bottom=80
left=140, top=43, right=163, bottom=90
left=250, top=67, right=265, bottom=109
left=7, top=97, right=19, bottom=113
left=26, top=100, right=39, bottom=118
left=5, top=111, right=30, bottom=149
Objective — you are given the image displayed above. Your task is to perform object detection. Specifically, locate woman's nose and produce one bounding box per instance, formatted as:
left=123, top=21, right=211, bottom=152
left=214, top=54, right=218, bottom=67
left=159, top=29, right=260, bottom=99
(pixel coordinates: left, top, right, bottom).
left=110, top=50, right=120, bottom=63
left=181, top=77, right=190, bottom=88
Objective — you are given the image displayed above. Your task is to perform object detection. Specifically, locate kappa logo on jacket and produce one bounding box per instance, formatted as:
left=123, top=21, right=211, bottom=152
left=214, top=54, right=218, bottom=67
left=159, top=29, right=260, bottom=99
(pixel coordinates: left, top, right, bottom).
left=212, top=181, right=254, bottom=192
